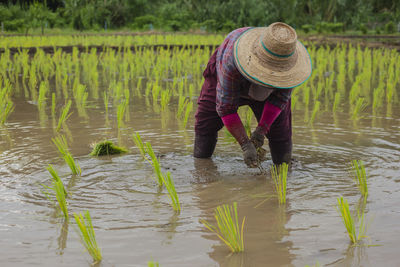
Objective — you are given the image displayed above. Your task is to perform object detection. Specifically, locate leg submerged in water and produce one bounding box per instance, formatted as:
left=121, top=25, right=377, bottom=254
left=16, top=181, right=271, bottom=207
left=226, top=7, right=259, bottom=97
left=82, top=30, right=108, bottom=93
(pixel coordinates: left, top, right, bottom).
left=194, top=133, right=218, bottom=158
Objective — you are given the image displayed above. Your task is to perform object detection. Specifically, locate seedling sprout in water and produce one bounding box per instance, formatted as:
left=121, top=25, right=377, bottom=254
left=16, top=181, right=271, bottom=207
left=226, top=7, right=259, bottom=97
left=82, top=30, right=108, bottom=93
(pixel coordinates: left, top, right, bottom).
left=42, top=164, right=69, bottom=219
left=351, top=160, right=368, bottom=197
left=336, top=196, right=368, bottom=245
left=74, top=211, right=102, bottom=263
left=271, top=163, right=288, bottom=205
left=201, top=202, right=245, bottom=253
left=52, top=135, right=81, bottom=175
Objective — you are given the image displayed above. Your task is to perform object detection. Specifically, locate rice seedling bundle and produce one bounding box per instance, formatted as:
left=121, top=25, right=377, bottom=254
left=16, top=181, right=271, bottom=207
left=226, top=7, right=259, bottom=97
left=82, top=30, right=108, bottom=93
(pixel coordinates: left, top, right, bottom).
left=351, top=98, right=365, bottom=120
left=182, top=101, right=193, bottom=129
left=0, top=87, right=15, bottom=125
left=336, top=196, right=367, bottom=244
left=145, top=142, right=163, bottom=186
left=270, top=163, right=288, bottom=205
left=56, top=100, right=72, bottom=132
left=131, top=132, right=148, bottom=160
left=308, top=101, right=320, bottom=124
left=201, top=202, right=245, bottom=253
left=160, top=171, right=181, bottom=212
left=351, top=160, right=368, bottom=197
left=90, top=140, right=127, bottom=156
left=74, top=211, right=102, bottom=263
left=42, top=165, right=69, bottom=219
left=52, top=135, right=81, bottom=175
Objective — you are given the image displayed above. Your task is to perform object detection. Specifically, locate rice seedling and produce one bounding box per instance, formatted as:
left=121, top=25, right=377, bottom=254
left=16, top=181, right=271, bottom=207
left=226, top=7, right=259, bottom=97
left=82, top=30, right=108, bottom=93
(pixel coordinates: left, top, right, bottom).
left=37, top=82, right=49, bottom=111
left=351, top=160, right=368, bottom=197
left=160, top=171, right=181, bottom=212
left=336, top=196, right=367, bottom=245
left=56, top=100, right=72, bottom=132
left=0, top=95, right=14, bottom=125
left=145, top=142, right=163, bottom=186
left=332, top=92, right=341, bottom=112
left=160, top=89, right=171, bottom=111
left=117, top=101, right=127, bottom=129
left=351, top=98, right=365, bottom=120
left=51, top=92, right=56, bottom=118
left=132, top=132, right=148, bottom=160
left=74, top=211, right=102, bottom=263
left=200, top=202, right=245, bottom=253
left=90, top=140, right=127, bottom=156
left=42, top=165, right=69, bottom=219
left=270, top=163, right=288, bottom=205
left=308, top=101, right=320, bottom=124
left=52, top=135, right=81, bottom=175
left=182, top=101, right=193, bottom=128
left=177, top=95, right=188, bottom=119
left=148, top=261, right=159, bottom=267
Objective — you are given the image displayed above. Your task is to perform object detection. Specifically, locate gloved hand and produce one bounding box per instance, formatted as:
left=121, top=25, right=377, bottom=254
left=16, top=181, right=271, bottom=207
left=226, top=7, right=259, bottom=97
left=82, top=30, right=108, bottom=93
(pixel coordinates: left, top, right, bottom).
left=250, top=126, right=265, bottom=149
left=241, top=141, right=258, bottom=168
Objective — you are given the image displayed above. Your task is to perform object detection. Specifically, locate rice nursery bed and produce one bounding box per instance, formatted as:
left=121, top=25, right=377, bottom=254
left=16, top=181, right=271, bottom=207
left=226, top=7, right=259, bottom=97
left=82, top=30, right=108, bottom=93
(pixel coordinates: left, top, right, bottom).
left=0, top=35, right=400, bottom=266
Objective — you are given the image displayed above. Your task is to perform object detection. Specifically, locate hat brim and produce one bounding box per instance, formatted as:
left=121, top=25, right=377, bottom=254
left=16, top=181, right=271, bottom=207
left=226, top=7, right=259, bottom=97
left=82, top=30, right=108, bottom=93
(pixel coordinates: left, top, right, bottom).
left=234, top=27, right=312, bottom=89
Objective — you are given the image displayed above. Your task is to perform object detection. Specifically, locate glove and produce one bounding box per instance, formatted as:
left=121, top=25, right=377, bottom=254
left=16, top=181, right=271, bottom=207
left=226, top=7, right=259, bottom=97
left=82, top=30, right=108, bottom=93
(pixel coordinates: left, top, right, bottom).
left=241, top=141, right=258, bottom=168
left=250, top=126, right=265, bottom=149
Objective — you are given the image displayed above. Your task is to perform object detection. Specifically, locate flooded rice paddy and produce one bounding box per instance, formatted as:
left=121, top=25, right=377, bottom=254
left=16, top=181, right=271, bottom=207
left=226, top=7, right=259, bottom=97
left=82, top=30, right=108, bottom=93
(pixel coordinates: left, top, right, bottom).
left=0, top=42, right=400, bottom=267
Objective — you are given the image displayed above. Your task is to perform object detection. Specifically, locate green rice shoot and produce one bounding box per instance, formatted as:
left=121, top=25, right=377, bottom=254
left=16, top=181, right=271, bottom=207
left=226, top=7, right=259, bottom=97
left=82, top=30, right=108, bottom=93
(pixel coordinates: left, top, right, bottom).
left=336, top=196, right=367, bottom=244
left=200, top=202, right=245, bottom=253
left=145, top=142, right=163, bottom=186
left=271, top=163, right=288, bottom=205
left=148, top=261, right=159, bottom=267
left=52, top=135, right=81, bottom=175
left=160, top=171, right=181, bottom=212
left=74, top=211, right=102, bottom=263
left=351, top=160, right=368, bottom=197
left=132, top=132, right=148, bottom=160
left=42, top=164, right=69, bottom=219
left=90, top=140, right=128, bottom=156
left=56, top=100, right=72, bottom=131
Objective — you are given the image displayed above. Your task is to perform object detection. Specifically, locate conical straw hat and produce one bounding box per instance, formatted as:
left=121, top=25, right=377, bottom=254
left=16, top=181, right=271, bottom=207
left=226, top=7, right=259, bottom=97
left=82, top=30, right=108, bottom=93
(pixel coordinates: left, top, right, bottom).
left=234, top=22, right=312, bottom=89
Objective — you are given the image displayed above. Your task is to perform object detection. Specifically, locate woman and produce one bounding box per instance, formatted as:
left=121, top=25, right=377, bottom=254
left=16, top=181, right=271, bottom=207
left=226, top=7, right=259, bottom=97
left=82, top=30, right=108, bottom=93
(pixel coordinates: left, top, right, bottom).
left=194, top=22, right=312, bottom=167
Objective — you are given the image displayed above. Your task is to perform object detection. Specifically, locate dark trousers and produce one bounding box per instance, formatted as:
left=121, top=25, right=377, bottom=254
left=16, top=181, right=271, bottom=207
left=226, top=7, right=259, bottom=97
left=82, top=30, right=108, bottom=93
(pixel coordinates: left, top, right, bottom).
left=194, top=51, right=292, bottom=164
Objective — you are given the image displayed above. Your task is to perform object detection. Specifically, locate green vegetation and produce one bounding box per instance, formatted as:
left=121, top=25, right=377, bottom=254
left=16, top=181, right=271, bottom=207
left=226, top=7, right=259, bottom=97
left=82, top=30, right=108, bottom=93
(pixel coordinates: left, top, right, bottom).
left=132, top=132, right=147, bottom=160
left=146, top=142, right=163, bottom=186
left=160, top=171, right=181, bottom=213
left=201, top=202, right=245, bottom=253
left=271, top=163, right=288, bottom=205
left=351, top=160, right=368, bottom=197
left=52, top=135, right=82, bottom=175
left=74, top=211, right=102, bottom=263
left=56, top=100, right=72, bottom=132
left=0, top=86, right=14, bottom=125
left=336, top=196, right=367, bottom=245
left=148, top=261, right=159, bottom=267
left=90, top=140, right=128, bottom=156
left=0, top=1, right=399, bottom=33
left=42, top=164, right=69, bottom=219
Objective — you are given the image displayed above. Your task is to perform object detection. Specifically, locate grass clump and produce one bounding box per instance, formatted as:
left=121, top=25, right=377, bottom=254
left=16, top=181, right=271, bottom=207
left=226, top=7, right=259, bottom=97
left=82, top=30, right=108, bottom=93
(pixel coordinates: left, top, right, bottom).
left=201, top=202, right=245, bottom=253
left=42, top=164, right=69, bottom=219
left=271, top=163, right=288, bottom=205
left=74, top=211, right=102, bottom=263
left=336, top=196, right=367, bottom=245
left=145, top=142, right=163, bottom=186
left=90, top=140, right=128, bottom=156
left=351, top=160, right=368, bottom=197
left=52, top=135, right=81, bottom=175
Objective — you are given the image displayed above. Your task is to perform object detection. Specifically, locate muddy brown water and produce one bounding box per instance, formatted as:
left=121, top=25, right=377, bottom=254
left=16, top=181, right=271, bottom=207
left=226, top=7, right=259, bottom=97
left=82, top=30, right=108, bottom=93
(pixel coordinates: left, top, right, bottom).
left=1, top=86, right=400, bottom=267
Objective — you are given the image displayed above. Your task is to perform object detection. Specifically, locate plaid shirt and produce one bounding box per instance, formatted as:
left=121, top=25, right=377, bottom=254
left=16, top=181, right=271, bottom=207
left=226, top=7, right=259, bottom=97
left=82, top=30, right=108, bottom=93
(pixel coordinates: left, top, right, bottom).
left=215, top=27, right=293, bottom=117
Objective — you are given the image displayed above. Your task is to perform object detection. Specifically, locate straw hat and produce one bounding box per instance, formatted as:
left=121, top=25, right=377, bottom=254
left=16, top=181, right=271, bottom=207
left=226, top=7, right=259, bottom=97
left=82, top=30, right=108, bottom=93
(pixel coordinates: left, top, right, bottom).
left=234, top=22, right=312, bottom=89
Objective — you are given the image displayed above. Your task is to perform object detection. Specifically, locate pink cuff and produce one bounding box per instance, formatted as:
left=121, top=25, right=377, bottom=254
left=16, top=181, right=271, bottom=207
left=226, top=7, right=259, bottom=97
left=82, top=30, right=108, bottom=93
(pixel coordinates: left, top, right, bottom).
left=258, top=102, right=282, bottom=133
left=221, top=113, right=242, bottom=128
